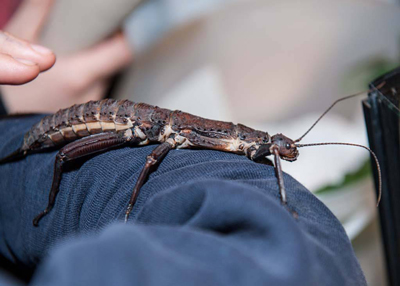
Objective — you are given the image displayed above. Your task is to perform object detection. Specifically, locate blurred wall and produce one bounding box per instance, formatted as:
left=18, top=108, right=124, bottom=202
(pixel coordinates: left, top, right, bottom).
left=118, top=0, right=400, bottom=125
left=40, top=0, right=142, bottom=54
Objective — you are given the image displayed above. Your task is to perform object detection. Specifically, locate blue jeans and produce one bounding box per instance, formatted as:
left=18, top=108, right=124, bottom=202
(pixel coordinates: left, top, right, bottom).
left=0, top=115, right=366, bottom=286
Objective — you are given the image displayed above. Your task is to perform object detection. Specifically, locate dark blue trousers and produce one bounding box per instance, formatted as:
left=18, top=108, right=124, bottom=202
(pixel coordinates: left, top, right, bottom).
left=0, top=115, right=366, bottom=285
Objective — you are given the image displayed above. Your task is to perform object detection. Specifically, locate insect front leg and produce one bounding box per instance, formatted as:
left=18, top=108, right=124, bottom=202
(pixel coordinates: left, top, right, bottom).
left=272, top=147, right=287, bottom=205
left=125, top=140, right=174, bottom=222
left=33, top=132, right=128, bottom=227
left=272, top=147, right=298, bottom=219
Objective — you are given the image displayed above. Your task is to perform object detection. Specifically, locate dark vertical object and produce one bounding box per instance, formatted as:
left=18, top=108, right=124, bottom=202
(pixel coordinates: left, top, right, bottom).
left=363, top=67, right=400, bottom=286
left=272, top=148, right=287, bottom=204
left=125, top=141, right=173, bottom=222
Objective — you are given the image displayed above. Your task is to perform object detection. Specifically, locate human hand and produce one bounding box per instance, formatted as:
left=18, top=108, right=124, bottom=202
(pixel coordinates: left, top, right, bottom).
left=0, top=31, right=56, bottom=85
left=1, top=0, right=133, bottom=113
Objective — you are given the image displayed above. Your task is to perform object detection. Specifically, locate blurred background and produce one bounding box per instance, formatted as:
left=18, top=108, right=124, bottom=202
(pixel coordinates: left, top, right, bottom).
left=2, top=0, right=400, bottom=285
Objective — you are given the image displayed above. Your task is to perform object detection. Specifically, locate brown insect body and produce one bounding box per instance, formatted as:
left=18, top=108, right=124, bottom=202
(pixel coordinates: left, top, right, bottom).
left=1, top=91, right=381, bottom=227
left=20, top=99, right=278, bottom=161
left=0, top=99, right=301, bottom=226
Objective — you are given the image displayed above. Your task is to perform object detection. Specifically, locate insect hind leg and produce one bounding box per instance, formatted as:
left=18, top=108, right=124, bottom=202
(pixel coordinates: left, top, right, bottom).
left=33, top=132, right=128, bottom=227
left=33, top=153, right=64, bottom=226
left=0, top=149, right=27, bottom=164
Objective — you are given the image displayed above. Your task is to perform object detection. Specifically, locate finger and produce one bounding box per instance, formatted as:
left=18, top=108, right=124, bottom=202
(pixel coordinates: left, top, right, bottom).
left=0, top=32, right=56, bottom=72
left=4, top=0, right=54, bottom=42
left=0, top=53, right=40, bottom=85
left=71, top=33, right=133, bottom=84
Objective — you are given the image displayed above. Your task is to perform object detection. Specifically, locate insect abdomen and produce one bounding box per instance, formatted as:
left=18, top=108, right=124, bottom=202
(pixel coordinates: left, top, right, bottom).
left=21, top=99, right=270, bottom=156
left=22, top=99, right=139, bottom=151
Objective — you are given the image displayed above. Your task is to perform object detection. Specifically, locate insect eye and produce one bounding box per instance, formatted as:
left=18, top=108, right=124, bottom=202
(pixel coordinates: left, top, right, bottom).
left=285, top=143, right=291, bottom=149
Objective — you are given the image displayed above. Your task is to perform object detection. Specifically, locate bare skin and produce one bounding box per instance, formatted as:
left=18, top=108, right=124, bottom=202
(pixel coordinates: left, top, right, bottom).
left=0, top=31, right=55, bottom=85
left=0, top=0, right=133, bottom=113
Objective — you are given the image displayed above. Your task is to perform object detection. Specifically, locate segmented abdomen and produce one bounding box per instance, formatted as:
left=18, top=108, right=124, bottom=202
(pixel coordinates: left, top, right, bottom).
left=22, top=99, right=270, bottom=156
left=22, top=99, right=166, bottom=151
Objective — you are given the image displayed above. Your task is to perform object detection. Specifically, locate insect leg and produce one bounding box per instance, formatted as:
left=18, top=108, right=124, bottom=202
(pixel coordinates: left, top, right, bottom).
left=33, top=132, right=128, bottom=227
left=0, top=148, right=27, bottom=164
left=33, top=152, right=64, bottom=226
left=272, top=147, right=287, bottom=204
left=125, top=141, right=173, bottom=222
left=272, top=148, right=298, bottom=219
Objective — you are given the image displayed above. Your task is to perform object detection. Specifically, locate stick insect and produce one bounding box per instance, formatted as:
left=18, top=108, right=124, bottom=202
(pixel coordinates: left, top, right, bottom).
left=0, top=88, right=382, bottom=226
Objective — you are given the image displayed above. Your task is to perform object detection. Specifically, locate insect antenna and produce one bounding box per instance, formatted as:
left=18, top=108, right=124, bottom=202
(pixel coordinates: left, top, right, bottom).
left=295, top=142, right=382, bottom=207
left=294, top=82, right=386, bottom=143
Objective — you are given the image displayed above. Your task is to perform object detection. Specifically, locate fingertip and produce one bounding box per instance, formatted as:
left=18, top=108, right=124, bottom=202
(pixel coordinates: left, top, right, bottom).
left=30, top=44, right=53, bottom=55
left=0, top=32, right=56, bottom=72
left=39, top=51, right=56, bottom=72
left=13, top=58, right=37, bottom=66
left=0, top=54, right=40, bottom=85
left=29, top=44, right=56, bottom=72
left=5, top=66, right=40, bottom=85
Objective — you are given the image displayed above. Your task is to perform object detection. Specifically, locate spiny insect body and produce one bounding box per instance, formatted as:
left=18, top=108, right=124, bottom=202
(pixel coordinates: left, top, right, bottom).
left=20, top=99, right=293, bottom=161
left=0, top=92, right=382, bottom=226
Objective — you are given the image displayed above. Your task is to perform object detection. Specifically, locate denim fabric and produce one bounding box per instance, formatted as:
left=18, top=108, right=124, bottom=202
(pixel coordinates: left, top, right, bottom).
left=0, top=115, right=366, bottom=285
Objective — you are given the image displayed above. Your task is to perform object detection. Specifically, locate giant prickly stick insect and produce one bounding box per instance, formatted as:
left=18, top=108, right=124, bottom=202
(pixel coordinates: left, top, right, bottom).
left=0, top=89, right=382, bottom=226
